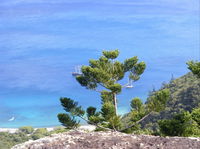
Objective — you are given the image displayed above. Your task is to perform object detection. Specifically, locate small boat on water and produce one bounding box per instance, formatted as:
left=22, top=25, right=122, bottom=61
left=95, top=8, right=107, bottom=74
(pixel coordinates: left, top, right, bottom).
left=8, top=116, right=15, bottom=122
left=72, top=66, right=82, bottom=76
left=125, top=78, right=133, bottom=88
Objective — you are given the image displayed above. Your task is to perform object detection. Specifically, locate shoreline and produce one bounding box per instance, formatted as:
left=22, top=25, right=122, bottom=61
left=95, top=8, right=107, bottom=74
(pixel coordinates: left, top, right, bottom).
left=0, top=127, right=55, bottom=133
left=0, top=124, right=96, bottom=133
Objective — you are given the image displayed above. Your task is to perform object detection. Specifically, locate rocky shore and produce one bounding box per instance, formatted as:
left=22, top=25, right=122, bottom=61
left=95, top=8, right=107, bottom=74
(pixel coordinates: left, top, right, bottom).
left=12, top=130, right=200, bottom=149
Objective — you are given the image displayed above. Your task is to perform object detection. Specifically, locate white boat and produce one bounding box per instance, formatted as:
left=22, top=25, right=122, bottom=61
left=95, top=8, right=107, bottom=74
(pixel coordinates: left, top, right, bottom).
left=8, top=117, right=15, bottom=122
left=125, top=78, right=133, bottom=88
left=72, top=66, right=82, bottom=76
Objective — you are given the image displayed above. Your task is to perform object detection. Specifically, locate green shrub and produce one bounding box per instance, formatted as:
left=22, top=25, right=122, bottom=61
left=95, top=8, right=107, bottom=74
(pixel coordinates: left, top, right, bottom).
left=19, top=126, right=34, bottom=134
left=158, top=111, right=200, bottom=137
left=31, top=133, right=44, bottom=140
left=34, top=128, right=49, bottom=135
left=31, top=128, right=49, bottom=140
left=191, top=107, right=200, bottom=125
left=50, top=126, right=68, bottom=134
left=0, top=132, right=30, bottom=149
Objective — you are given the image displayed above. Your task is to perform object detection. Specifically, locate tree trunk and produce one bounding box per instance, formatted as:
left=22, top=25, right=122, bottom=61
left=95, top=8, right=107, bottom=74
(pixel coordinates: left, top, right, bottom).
left=119, top=111, right=153, bottom=132
left=113, top=93, right=118, bottom=116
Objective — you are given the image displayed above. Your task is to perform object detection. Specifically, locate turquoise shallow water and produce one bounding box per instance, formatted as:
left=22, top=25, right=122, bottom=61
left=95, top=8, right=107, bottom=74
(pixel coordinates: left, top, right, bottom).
left=0, top=67, right=190, bottom=128
left=0, top=0, right=199, bottom=127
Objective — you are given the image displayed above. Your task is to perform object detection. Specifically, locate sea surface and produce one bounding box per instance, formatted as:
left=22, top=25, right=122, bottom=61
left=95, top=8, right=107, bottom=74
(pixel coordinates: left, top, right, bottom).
left=0, top=0, right=199, bottom=128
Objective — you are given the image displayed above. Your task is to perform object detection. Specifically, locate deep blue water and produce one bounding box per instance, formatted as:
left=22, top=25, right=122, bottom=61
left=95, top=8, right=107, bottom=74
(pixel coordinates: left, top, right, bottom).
left=0, top=0, right=199, bottom=127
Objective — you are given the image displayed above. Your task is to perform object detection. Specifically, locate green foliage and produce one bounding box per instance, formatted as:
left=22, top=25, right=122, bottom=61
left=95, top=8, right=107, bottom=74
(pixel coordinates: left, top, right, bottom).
left=88, top=115, right=104, bottom=124
left=76, top=49, right=146, bottom=116
left=129, top=97, right=146, bottom=125
left=191, top=107, right=200, bottom=125
left=58, top=50, right=146, bottom=131
left=50, top=126, right=67, bottom=134
left=108, top=83, right=122, bottom=94
left=58, top=97, right=85, bottom=129
left=31, top=128, right=49, bottom=140
left=86, top=106, right=103, bottom=124
left=187, top=61, right=200, bottom=78
left=158, top=110, right=200, bottom=137
left=58, top=97, right=106, bottom=130
left=60, top=97, right=85, bottom=116
left=0, top=132, right=29, bottom=149
left=122, top=123, right=141, bottom=134
left=124, top=56, right=138, bottom=72
left=133, top=62, right=146, bottom=75
left=101, top=102, right=115, bottom=120
left=86, top=106, right=97, bottom=118
left=0, top=140, right=9, bottom=149
left=130, top=110, right=144, bottom=122
left=31, top=133, right=44, bottom=140
left=57, top=113, right=79, bottom=129
left=138, top=72, right=200, bottom=130
left=120, top=87, right=169, bottom=132
left=101, top=90, right=113, bottom=103
left=131, top=97, right=143, bottom=112
left=129, top=62, right=146, bottom=81
left=107, top=115, right=122, bottom=130
left=147, top=89, right=170, bottom=112
left=103, top=49, right=119, bottom=59
left=34, top=128, right=49, bottom=135
left=99, top=96, right=123, bottom=130
left=124, top=126, right=154, bottom=135
left=57, top=96, right=122, bottom=131
left=0, top=126, right=69, bottom=149
left=19, top=126, right=34, bottom=134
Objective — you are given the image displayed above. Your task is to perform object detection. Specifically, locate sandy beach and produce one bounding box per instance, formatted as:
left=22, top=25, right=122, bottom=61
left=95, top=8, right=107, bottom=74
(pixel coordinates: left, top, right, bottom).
left=0, top=125, right=96, bottom=133
left=0, top=128, right=18, bottom=133
left=0, top=127, right=54, bottom=133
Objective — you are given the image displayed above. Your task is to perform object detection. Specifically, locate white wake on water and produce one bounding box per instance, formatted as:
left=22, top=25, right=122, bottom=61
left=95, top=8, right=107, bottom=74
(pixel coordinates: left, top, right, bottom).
left=8, top=117, right=15, bottom=122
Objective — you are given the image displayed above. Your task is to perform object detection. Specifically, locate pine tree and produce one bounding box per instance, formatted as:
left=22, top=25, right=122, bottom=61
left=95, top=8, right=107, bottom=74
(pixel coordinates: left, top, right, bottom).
left=121, top=89, right=170, bottom=132
left=76, top=49, right=146, bottom=116
left=187, top=61, right=200, bottom=78
left=58, top=49, right=146, bottom=131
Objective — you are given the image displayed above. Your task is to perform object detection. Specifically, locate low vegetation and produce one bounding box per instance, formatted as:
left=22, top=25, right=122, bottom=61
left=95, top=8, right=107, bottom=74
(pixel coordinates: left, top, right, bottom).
left=187, top=61, right=200, bottom=78
left=0, top=131, right=29, bottom=149
left=0, top=126, right=67, bottom=149
left=159, top=107, right=200, bottom=137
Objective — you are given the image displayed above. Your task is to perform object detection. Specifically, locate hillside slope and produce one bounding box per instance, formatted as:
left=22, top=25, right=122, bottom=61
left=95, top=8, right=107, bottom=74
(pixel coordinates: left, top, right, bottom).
left=140, top=72, right=200, bottom=128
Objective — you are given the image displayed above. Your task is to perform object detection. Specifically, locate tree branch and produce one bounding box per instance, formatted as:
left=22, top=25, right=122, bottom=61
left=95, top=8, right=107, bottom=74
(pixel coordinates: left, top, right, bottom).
left=78, top=115, right=113, bottom=131
left=119, top=111, right=153, bottom=132
left=99, top=83, right=109, bottom=90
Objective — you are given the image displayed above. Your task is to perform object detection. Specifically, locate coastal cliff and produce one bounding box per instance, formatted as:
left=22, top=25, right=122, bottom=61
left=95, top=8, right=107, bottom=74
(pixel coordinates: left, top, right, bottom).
left=12, top=130, right=200, bottom=149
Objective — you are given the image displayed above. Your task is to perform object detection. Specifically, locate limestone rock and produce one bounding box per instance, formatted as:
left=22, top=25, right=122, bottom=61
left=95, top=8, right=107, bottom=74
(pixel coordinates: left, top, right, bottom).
left=12, top=130, right=200, bottom=149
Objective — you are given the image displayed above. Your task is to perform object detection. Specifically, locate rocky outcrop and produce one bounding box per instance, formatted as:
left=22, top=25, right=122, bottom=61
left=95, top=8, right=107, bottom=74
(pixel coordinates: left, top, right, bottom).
left=12, top=130, right=200, bottom=149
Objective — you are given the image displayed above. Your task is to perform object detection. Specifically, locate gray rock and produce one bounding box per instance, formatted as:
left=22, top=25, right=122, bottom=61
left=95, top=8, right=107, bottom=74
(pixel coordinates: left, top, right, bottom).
left=12, top=131, right=200, bottom=149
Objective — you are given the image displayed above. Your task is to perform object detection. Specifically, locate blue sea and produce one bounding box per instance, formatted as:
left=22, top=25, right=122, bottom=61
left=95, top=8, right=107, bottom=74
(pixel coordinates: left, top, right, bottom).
left=0, top=0, right=199, bottom=128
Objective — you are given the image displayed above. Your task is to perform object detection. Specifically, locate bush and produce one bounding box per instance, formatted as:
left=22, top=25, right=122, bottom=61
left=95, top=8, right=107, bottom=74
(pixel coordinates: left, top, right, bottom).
left=31, top=133, right=44, bottom=140
left=31, top=128, right=49, bottom=140
left=34, top=128, right=49, bottom=135
left=19, top=126, right=34, bottom=134
left=0, top=132, right=30, bottom=149
left=122, top=123, right=141, bottom=134
left=50, top=126, right=68, bottom=134
left=191, top=107, right=200, bottom=125
left=158, top=111, right=200, bottom=137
